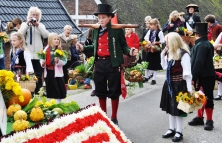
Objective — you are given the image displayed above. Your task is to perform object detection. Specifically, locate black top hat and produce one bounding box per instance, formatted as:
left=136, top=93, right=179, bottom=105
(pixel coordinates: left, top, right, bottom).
left=186, top=4, right=199, bottom=12
left=193, top=22, right=208, bottom=35
left=94, top=4, right=114, bottom=18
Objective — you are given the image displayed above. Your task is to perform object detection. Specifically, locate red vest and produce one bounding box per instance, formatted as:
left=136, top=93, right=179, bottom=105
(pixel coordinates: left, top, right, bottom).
left=97, top=32, right=110, bottom=57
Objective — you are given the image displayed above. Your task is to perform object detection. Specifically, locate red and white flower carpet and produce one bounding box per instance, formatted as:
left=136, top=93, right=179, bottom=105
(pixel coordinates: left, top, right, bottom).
left=0, top=105, right=132, bottom=143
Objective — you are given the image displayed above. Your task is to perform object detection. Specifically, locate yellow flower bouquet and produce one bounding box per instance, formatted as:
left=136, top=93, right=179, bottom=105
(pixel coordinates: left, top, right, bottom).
left=36, top=49, right=46, bottom=60
left=140, top=40, right=149, bottom=52
left=54, top=49, right=68, bottom=61
left=0, top=32, right=9, bottom=43
left=0, top=70, right=23, bottom=104
left=176, top=90, right=206, bottom=113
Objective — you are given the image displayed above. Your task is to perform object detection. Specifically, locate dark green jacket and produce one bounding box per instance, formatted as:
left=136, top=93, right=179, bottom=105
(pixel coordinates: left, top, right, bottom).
left=84, top=22, right=130, bottom=67
left=191, top=36, right=215, bottom=81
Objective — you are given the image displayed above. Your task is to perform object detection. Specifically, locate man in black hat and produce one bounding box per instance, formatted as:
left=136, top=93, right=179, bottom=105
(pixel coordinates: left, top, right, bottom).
left=76, top=4, right=138, bottom=125
left=188, top=22, right=215, bottom=131
left=184, top=4, right=201, bottom=30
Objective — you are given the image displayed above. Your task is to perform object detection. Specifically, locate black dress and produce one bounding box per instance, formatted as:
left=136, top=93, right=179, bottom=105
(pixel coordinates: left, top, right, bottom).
left=160, top=56, right=188, bottom=117
left=45, top=47, right=66, bottom=99
left=146, top=30, right=162, bottom=70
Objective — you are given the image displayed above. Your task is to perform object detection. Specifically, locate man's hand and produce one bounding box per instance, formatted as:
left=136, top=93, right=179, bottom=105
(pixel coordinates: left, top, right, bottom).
left=76, top=43, right=83, bottom=51
left=130, top=48, right=138, bottom=56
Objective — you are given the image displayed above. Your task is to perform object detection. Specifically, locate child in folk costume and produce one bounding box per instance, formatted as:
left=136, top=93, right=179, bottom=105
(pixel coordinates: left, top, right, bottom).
left=188, top=23, right=215, bottom=131
left=10, top=32, right=34, bottom=76
left=213, top=32, right=222, bottom=100
left=40, top=33, right=67, bottom=103
left=122, top=26, right=140, bottom=67
left=160, top=32, right=192, bottom=142
left=144, top=18, right=164, bottom=85
left=76, top=4, right=138, bottom=125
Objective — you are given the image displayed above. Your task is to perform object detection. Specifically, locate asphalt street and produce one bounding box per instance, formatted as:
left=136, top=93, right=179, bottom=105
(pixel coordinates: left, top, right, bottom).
left=65, top=71, right=222, bottom=143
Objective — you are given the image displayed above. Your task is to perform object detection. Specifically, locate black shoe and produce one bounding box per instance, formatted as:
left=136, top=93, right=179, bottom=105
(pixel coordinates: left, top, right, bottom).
left=90, top=90, right=96, bottom=96
left=151, top=80, right=156, bottom=85
left=188, top=117, right=204, bottom=126
left=143, top=77, right=148, bottom=83
left=111, top=118, right=118, bottom=125
left=214, top=95, right=222, bottom=100
left=204, top=120, right=214, bottom=131
left=162, top=129, right=175, bottom=138
left=172, top=132, right=183, bottom=142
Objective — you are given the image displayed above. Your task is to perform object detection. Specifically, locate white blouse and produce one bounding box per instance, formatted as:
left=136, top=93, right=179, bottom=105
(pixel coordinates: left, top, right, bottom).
left=144, top=29, right=165, bottom=43
left=160, top=52, right=192, bottom=92
left=213, top=32, right=222, bottom=45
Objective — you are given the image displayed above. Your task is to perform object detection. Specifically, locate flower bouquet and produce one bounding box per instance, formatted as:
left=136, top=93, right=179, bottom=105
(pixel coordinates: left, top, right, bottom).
left=54, top=49, right=68, bottom=61
left=140, top=40, right=149, bottom=52
left=36, top=49, right=46, bottom=60
left=0, top=32, right=9, bottom=58
left=213, top=54, right=222, bottom=69
left=176, top=90, right=206, bottom=113
left=0, top=32, right=9, bottom=43
left=0, top=70, right=23, bottom=105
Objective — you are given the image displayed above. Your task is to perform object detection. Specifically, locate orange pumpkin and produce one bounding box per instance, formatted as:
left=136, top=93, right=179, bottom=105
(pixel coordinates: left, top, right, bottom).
left=8, top=89, right=32, bottom=107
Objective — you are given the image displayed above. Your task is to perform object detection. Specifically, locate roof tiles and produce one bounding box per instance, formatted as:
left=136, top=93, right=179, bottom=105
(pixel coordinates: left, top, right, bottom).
left=0, top=0, right=81, bottom=34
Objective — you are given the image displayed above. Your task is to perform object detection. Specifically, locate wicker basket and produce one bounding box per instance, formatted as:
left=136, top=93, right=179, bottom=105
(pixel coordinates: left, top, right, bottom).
left=124, top=72, right=143, bottom=82
left=18, top=81, right=36, bottom=92
left=68, top=73, right=85, bottom=81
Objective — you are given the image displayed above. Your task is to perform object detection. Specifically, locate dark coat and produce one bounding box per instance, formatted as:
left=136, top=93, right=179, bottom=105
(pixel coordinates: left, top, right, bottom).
left=162, top=19, right=184, bottom=35
left=191, top=36, right=215, bottom=82
left=184, top=14, right=201, bottom=29
left=84, top=22, right=130, bottom=67
left=140, top=29, right=148, bottom=42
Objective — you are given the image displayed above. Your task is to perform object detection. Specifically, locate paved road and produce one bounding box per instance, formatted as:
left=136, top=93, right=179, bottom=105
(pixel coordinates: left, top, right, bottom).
left=66, top=71, right=222, bottom=143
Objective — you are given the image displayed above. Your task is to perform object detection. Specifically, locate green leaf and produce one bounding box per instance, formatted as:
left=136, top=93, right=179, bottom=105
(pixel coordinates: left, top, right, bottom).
left=23, top=97, right=39, bottom=112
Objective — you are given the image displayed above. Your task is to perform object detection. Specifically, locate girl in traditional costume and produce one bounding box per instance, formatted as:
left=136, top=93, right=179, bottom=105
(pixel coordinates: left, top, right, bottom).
left=40, top=33, right=67, bottom=103
left=160, top=32, right=192, bottom=142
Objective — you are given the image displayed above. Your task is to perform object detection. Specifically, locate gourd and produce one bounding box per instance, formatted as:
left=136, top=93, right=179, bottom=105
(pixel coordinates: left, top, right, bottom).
left=8, top=88, right=32, bottom=107
left=12, top=119, right=30, bottom=132
left=30, top=107, right=44, bottom=122
left=52, top=108, right=64, bottom=115
left=7, top=104, right=22, bottom=116
left=14, top=110, right=28, bottom=121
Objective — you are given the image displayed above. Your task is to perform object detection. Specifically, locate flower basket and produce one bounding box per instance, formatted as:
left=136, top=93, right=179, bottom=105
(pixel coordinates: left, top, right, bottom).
left=124, top=71, right=143, bottom=82
left=177, top=100, right=202, bottom=113
left=18, top=80, right=36, bottom=92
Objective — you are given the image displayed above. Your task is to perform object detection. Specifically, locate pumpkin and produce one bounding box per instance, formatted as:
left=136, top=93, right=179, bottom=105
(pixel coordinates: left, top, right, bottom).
left=30, top=107, right=44, bottom=122
left=14, top=110, right=28, bottom=121
left=12, top=119, right=30, bottom=132
left=7, top=104, right=21, bottom=116
left=8, top=88, right=32, bottom=107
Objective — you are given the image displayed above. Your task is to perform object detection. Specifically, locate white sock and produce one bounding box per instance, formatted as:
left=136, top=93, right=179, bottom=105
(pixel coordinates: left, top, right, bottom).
left=218, top=81, right=222, bottom=96
left=56, top=99, right=62, bottom=103
left=148, top=70, right=154, bottom=77
left=175, top=116, right=183, bottom=137
left=145, top=69, right=149, bottom=78
left=152, top=71, right=157, bottom=80
left=165, top=114, right=175, bottom=134
left=91, top=80, right=95, bottom=90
